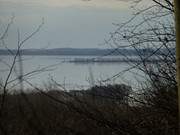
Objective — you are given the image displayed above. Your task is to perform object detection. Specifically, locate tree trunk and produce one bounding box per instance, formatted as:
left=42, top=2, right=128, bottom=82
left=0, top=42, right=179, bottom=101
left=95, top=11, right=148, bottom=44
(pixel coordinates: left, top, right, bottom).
left=174, top=0, right=180, bottom=132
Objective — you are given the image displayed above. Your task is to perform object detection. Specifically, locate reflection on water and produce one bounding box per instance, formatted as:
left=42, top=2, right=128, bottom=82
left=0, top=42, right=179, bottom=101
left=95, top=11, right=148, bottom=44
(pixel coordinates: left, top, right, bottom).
left=0, top=55, right=145, bottom=90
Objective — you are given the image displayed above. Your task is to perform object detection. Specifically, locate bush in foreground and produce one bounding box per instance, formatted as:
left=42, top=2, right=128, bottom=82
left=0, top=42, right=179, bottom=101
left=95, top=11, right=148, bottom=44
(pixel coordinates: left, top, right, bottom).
left=0, top=83, right=178, bottom=135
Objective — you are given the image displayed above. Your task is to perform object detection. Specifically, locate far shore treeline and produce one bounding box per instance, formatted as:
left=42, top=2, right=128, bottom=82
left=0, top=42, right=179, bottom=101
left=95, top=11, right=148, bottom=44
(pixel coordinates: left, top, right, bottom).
left=0, top=48, right=175, bottom=56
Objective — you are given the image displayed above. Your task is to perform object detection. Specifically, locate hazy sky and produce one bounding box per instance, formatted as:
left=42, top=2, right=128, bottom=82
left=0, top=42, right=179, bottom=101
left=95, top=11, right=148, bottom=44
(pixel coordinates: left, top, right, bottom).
left=0, top=0, right=136, bottom=49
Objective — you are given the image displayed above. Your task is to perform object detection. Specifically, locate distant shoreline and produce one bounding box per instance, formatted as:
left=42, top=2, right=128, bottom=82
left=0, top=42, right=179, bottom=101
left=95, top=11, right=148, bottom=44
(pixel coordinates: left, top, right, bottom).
left=0, top=48, right=175, bottom=56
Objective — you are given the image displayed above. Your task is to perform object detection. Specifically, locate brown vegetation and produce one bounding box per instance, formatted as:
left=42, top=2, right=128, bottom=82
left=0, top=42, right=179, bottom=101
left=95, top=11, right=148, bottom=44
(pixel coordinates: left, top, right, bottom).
left=0, top=83, right=178, bottom=135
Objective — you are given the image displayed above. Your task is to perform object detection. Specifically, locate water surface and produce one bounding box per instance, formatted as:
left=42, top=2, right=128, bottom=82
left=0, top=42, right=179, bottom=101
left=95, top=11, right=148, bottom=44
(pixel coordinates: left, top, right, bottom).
left=0, top=55, right=145, bottom=90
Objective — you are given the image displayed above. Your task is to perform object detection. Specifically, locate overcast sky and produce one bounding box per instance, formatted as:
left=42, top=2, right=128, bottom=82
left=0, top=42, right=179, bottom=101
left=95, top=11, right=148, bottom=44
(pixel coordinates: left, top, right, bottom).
left=0, top=0, right=138, bottom=49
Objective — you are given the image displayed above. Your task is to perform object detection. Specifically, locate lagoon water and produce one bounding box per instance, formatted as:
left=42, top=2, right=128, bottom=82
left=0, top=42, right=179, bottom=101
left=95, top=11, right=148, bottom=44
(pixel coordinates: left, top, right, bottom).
left=0, top=55, right=145, bottom=90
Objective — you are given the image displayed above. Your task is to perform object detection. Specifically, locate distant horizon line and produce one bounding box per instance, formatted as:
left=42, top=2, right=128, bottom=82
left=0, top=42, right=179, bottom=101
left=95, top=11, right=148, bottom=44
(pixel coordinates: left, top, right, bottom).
left=0, top=47, right=116, bottom=50
left=0, top=47, right=175, bottom=56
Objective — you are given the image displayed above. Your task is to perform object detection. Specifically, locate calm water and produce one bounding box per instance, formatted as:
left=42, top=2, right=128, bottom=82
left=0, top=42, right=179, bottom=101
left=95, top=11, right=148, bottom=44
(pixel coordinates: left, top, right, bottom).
left=0, top=55, right=145, bottom=90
